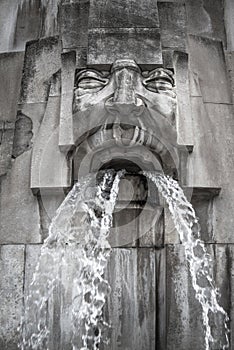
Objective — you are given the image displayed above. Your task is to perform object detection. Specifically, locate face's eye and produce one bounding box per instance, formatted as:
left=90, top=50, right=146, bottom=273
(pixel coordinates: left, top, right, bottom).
left=143, top=68, right=175, bottom=96
left=75, top=70, right=109, bottom=95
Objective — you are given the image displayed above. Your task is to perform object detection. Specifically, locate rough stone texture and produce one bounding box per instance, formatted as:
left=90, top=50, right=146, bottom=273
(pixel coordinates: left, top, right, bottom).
left=60, top=1, right=89, bottom=50
left=224, top=0, right=234, bottom=51
left=188, top=35, right=232, bottom=103
left=0, top=245, right=24, bottom=350
left=20, top=37, right=61, bottom=104
left=103, top=248, right=156, bottom=350
left=88, top=28, right=163, bottom=67
left=186, top=0, right=226, bottom=44
left=0, top=150, right=41, bottom=243
left=59, top=51, right=76, bottom=150
left=89, top=0, right=159, bottom=28
left=173, top=51, right=193, bottom=147
left=0, top=121, right=15, bottom=176
left=158, top=2, right=187, bottom=51
left=0, top=52, right=24, bottom=121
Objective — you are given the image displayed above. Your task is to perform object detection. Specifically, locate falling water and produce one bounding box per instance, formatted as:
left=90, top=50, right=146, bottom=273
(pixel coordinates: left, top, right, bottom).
left=19, top=170, right=229, bottom=350
left=143, top=171, right=230, bottom=350
left=18, top=170, right=124, bottom=350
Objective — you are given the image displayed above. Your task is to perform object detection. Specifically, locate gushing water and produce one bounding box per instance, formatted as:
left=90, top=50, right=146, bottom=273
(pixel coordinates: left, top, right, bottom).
left=19, top=170, right=229, bottom=350
left=143, top=171, right=230, bottom=350
left=18, top=170, right=124, bottom=350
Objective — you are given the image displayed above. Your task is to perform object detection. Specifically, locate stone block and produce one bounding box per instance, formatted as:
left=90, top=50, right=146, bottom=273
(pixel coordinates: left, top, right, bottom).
left=188, top=35, right=232, bottom=103
left=188, top=101, right=234, bottom=243
left=0, top=245, right=25, bottom=350
left=59, top=51, right=76, bottom=150
left=60, top=1, right=89, bottom=50
left=186, top=0, right=226, bottom=44
left=89, top=0, right=159, bottom=28
left=0, top=121, right=15, bottom=176
left=30, top=77, right=71, bottom=192
left=173, top=51, right=193, bottom=147
left=0, top=150, right=41, bottom=243
left=20, top=37, right=61, bottom=104
left=138, top=206, right=164, bottom=247
left=88, top=28, right=162, bottom=67
left=103, top=248, right=156, bottom=349
left=158, top=2, right=187, bottom=51
left=224, top=0, right=234, bottom=51
left=0, top=52, right=24, bottom=121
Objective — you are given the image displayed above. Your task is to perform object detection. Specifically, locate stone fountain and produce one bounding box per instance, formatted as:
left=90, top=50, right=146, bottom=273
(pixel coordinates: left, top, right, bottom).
left=0, top=1, right=234, bottom=349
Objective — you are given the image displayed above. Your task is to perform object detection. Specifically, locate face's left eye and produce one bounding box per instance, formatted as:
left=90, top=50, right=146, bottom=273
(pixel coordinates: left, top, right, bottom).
left=143, top=68, right=175, bottom=97
left=75, top=70, right=109, bottom=95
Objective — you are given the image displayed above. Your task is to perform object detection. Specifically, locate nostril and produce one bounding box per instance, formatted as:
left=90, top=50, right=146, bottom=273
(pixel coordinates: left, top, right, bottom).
left=105, top=97, right=145, bottom=117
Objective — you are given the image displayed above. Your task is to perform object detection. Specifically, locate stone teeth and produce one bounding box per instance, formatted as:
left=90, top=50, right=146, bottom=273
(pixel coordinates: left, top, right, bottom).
left=146, top=132, right=153, bottom=148
left=138, top=129, right=145, bottom=145
left=129, top=126, right=139, bottom=146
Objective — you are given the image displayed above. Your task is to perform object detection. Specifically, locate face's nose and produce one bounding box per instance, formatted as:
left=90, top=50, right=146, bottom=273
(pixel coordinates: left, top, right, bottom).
left=105, top=67, right=144, bottom=117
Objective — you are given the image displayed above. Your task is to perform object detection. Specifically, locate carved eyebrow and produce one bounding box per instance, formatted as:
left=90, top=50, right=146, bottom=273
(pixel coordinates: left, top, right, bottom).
left=75, top=70, right=108, bottom=86
left=144, top=68, right=174, bottom=85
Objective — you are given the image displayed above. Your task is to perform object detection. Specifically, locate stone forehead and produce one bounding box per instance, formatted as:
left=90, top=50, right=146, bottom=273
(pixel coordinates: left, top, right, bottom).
left=111, top=59, right=141, bottom=73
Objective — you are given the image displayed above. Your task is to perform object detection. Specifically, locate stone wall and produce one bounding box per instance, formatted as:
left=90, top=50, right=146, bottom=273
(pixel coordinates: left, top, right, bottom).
left=0, top=0, right=234, bottom=349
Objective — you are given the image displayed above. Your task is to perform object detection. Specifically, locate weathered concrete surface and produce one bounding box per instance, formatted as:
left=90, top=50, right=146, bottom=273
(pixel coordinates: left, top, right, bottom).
left=20, top=37, right=61, bottom=104
left=158, top=2, right=187, bottom=51
left=103, top=248, right=156, bottom=350
left=188, top=35, right=232, bottom=103
left=89, top=0, right=159, bottom=28
left=0, top=150, right=41, bottom=243
left=0, top=52, right=24, bottom=121
left=186, top=0, right=226, bottom=44
left=0, top=245, right=24, bottom=350
left=88, top=28, right=163, bottom=66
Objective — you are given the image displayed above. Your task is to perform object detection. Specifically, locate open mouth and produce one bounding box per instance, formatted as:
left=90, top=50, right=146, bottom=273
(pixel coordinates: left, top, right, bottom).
left=73, top=122, right=178, bottom=182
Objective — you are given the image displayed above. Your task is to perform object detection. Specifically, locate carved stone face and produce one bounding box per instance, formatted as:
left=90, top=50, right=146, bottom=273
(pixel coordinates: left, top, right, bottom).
left=72, top=59, right=178, bottom=178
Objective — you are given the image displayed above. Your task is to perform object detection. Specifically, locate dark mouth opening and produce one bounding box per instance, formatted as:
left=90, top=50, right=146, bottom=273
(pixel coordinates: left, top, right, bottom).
left=99, top=158, right=142, bottom=174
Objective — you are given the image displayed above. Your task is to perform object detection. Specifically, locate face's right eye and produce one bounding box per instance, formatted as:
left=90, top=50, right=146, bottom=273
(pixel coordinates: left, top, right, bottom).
left=75, top=70, right=109, bottom=95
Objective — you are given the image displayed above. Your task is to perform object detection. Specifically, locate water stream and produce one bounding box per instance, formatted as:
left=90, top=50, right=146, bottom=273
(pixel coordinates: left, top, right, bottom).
left=143, top=171, right=230, bottom=350
left=19, top=170, right=229, bottom=350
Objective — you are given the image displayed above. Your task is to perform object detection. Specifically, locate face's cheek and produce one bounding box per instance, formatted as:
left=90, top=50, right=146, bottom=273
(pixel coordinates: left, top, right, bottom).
left=74, top=80, right=115, bottom=113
